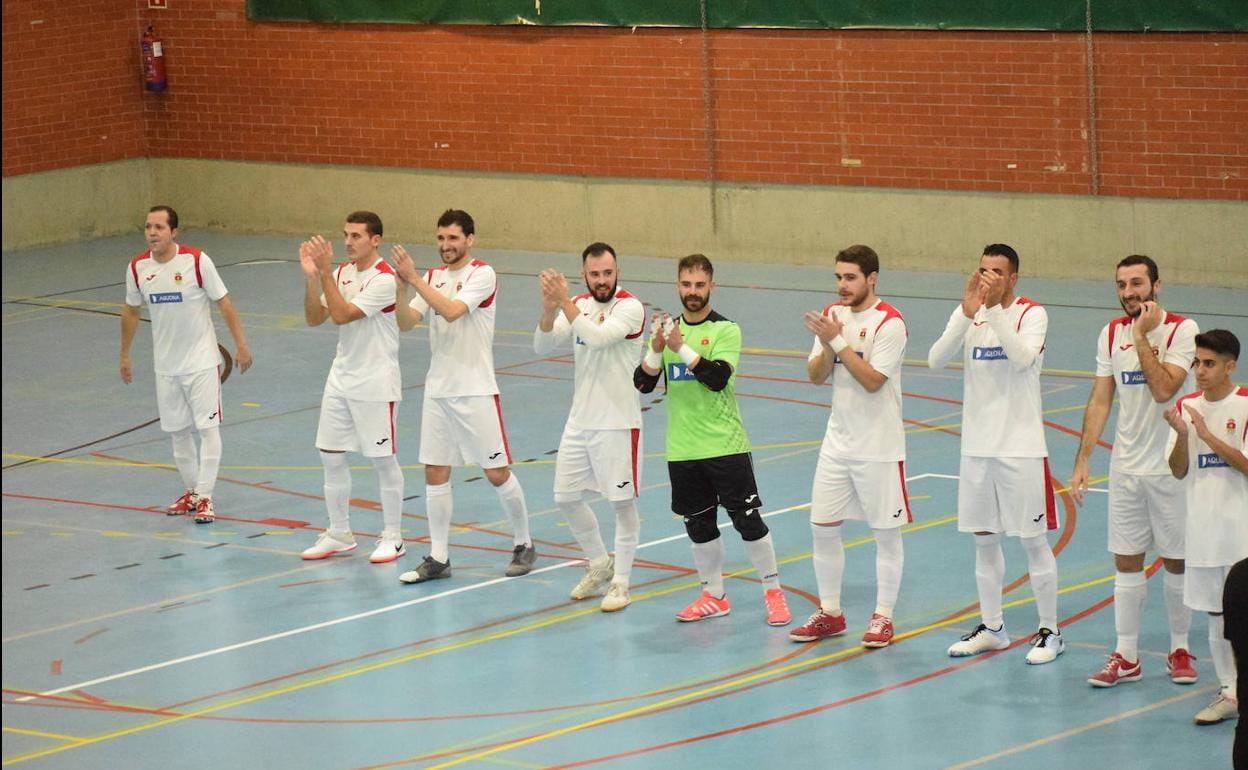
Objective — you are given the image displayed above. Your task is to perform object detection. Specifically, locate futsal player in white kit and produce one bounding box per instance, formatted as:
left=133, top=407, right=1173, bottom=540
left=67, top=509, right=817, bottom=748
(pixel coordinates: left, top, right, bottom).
left=789, top=245, right=910, bottom=648
left=297, top=211, right=407, bottom=565
left=1070, top=255, right=1200, bottom=687
left=928, top=244, right=1064, bottom=664
left=392, top=209, right=535, bottom=583
left=120, top=205, right=253, bottom=525
left=533, top=242, right=646, bottom=611
left=1164, top=329, right=1248, bottom=725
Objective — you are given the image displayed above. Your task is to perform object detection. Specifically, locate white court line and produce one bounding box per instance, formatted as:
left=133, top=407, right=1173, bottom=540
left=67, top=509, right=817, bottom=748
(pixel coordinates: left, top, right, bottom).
left=16, top=502, right=812, bottom=702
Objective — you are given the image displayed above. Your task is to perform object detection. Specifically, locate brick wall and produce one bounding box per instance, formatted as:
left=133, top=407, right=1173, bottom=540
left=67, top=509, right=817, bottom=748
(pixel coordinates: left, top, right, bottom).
left=3, top=1, right=1244, bottom=200
left=2, top=0, right=146, bottom=176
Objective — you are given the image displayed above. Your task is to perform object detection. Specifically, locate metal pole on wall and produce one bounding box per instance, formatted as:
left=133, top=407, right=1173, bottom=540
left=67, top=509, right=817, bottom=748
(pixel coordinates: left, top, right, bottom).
left=700, top=0, right=719, bottom=232
left=1085, top=0, right=1100, bottom=195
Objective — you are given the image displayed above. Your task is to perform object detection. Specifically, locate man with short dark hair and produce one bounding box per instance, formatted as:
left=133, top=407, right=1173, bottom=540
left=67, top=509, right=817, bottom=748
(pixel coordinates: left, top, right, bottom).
left=791, top=245, right=909, bottom=648
left=1072, top=254, right=1200, bottom=688
left=298, top=211, right=406, bottom=565
left=1164, top=329, right=1248, bottom=725
left=121, top=205, right=253, bottom=525
left=635, top=255, right=791, bottom=626
left=928, top=244, right=1064, bottom=664
left=534, top=242, right=646, bottom=611
left=393, top=210, right=535, bottom=583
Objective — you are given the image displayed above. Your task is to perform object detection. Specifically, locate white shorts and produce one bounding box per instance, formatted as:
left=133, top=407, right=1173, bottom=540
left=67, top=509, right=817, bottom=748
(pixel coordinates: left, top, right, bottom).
left=419, top=395, right=512, bottom=468
left=1185, top=565, right=1233, bottom=613
left=957, top=455, right=1058, bottom=537
left=810, top=454, right=911, bottom=529
left=157, top=366, right=222, bottom=433
left=315, top=393, right=398, bottom=458
left=1107, top=471, right=1186, bottom=558
left=554, top=427, right=642, bottom=501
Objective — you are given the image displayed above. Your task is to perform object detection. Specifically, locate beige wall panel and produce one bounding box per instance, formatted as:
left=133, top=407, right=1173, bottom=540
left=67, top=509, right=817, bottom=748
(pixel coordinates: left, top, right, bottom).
left=2, top=160, right=152, bottom=250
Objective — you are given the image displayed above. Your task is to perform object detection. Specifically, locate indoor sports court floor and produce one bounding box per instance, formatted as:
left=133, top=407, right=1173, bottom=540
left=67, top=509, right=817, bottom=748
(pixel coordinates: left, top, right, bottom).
left=3, top=232, right=1246, bottom=769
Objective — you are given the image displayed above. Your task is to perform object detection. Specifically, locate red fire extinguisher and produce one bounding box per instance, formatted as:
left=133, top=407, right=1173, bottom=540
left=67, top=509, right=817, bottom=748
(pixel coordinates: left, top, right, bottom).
left=141, top=26, right=168, bottom=92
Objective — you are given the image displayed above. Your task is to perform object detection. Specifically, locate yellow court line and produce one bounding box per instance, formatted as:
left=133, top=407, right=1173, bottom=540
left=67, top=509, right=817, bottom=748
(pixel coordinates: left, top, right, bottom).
left=0, top=727, right=85, bottom=743
left=424, top=569, right=1120, bottom=770
left=945, top=684, right=1217, bottom=769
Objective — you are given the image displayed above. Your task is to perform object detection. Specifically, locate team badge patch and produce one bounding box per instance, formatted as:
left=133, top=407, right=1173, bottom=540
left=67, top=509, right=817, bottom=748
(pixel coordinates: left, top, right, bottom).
left=700, top=337, right=709, bottom=346
left=173, top=272, right=183, bottom=284
left=859, top=328, right=867, bottom=339
left=1228, top=418, right=1238, bottom=435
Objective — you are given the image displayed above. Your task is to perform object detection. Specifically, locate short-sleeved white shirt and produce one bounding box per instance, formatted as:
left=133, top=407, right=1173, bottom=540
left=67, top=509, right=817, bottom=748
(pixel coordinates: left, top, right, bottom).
left=409, top=259, right=498, bottom=398
left=125, top=244, right=227, bottom=376
left=1169, top=387, right=1248, bottom=568
left=533, top=288, right=646, bottom=431
left=808, top=299, right=907, bottom=461
left=322, top=259, right=401, bottom=403
left=1095, top=311, right=1198, bottom=474
left=934, top=298, right=1049, bottom=458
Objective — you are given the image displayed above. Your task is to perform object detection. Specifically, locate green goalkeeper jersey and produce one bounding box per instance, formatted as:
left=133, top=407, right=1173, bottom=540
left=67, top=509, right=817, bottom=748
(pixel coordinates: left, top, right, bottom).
left=661, top=311, right=751, bottom=461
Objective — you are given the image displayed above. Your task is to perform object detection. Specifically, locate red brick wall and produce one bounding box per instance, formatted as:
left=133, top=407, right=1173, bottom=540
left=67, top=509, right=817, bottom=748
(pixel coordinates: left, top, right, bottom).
left=2, top=0, right=147, bottom=176
left=4, top=1, right=1245, bottom=200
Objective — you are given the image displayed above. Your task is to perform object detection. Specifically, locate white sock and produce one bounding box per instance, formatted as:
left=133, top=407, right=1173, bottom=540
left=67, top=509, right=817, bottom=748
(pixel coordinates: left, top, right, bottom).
left=1021, top=534, right=1059, bottom=631
left=426, top=482, right=453, bottom=562
left=370, top=455, right=404, bottom=535
left=691, top=538, right=725, bottom=597
left=611, top=499, right=641, bottom=584
left=811, top=523, right=845, bottom=615
left=320, top=451, right=352, bottom=533
left=495, top=473, right=531, bottom=547
left=974, top=533, right=1006, bottom=629
left=1209, top=614, right=1237, bottom=696
left=1114, top=570, right=1147, bottom=662
left=558, top=497, right=608, bottom=563
left=171, top=429, right=198, bottom=491
left=742, top=532, right=781, bottom=592
left=1164, top=570, right=1192, bottom=651
left=194, top=426, right=221, bottom=499
left=873, top=527, right=904, bottom=618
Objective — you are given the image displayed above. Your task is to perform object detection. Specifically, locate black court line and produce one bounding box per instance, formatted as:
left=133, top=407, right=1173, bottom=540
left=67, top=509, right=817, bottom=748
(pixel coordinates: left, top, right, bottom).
left=114, top=563, right=141, bottom=570
left=159, top=553, right=184, bottom=560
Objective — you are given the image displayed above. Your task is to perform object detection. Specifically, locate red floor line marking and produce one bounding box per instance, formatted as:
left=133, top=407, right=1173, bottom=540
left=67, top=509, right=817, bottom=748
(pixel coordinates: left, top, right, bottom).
left=70, top=690, right=107, bottom=705
left=2, top=689, right=177, bottom=717
left=279, top=578, right=345, bottom=589
left=49, top=660, right=62, bottom=676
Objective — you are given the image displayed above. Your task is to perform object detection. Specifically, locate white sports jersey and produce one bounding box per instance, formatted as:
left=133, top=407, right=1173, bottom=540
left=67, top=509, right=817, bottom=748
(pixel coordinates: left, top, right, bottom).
left=533, top=288, right=645, bottom=430
left=928, top=297, right=1048, bottom=458
left=1170, top=387, right=1248, bottom=568
left=1096, top=311, right=1197, bottom=474
left=125, top=245, right=227, bottom=376
left=808, top=299, right=907, bottom=461
left=322, top=259, right=401, bottom=403
left=409, top=259, right=498, bottom=398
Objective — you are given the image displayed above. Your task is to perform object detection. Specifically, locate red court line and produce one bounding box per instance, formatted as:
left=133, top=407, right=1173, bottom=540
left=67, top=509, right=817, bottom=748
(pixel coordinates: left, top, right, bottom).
left=2, top=689, right=177, bottom=717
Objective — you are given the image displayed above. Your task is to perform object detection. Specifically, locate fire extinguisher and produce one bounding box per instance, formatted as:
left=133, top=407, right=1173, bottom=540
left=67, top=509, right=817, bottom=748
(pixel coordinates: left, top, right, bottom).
left=140, top=26, right=168, bottom=92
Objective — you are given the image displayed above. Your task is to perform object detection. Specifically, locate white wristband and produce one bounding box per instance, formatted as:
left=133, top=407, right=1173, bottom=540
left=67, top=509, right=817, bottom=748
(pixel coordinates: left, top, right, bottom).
left=828, top=335, right=849, bottom=354
left=677, top=344, right=700, bottom=366
left=644, top=347, right=663, bottom=370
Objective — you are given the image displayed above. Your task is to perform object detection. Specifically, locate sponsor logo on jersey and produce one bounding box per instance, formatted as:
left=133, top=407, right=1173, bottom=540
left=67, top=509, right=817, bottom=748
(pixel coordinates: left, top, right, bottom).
left=833, top=351, right=865, bottom=363
left=1197, top=453, right=1229, bottom=469
left=145, top=273, right=158, bottom=282
left=575, top=336, right=586, bottom=346
left=972, top=346, right=1007, bottom=360
left=667, top=362, right=696, bottom=381
left=1121, top=370, right=1147, bottom=385
left=149, top=292, right=183, bottom=303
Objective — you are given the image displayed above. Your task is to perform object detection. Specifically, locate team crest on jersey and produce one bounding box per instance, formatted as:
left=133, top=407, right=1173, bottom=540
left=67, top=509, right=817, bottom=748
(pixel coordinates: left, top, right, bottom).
left=1228, top=418, right=1238, bottom=435
left=173, top=272, right=183, bottom=284
left=455, top=282, right=463, bottom=293
left=700, top=337, right=709, bottom=346
left=597, top=312, right=605, bottom=324
left=859, top=328, right=867, bottom=339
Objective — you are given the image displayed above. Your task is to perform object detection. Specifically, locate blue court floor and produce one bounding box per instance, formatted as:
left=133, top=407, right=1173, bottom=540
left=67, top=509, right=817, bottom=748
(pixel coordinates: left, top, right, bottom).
left=2, top=232, right=1246, bottom=769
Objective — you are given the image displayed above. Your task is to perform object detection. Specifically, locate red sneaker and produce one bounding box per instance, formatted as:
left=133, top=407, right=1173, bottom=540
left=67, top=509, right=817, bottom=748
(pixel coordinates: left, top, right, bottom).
left=676, top=591, right=731, bottom=622
left=789, top=609, right=847, bottom=642
left=167, top=490, right=198, bottom=516
left=862, top=613, right=895, bottom=648
left=193, top=497, right=215, bottom=524
left=1088, top=652, right=1142, bottom=688
left=764, top=588, right=791, bottom=626
left=1167, top=648, right=1198, bottom=684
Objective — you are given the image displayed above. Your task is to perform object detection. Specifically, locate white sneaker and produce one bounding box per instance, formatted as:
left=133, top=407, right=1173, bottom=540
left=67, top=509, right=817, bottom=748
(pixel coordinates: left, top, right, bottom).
left=1025, top=627, right=1064, bottom=665
left=301, top=530, right=357, bottom=560
left=1195, top=690, right=1240, bottom=725
left=601, top=582, right=631, bottom=612
left=570, top=556, right=614, bottom=600
left=369, top=531, right=406, bottom=564
left=948, top=623, right=1010, bottom=657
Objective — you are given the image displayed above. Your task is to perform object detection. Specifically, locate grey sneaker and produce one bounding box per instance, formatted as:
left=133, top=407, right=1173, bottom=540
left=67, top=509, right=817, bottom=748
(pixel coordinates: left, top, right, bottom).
left=1195, top=690, right=1239, bottom=725
left=601, top=582, right=631, bottom=612
left=505, top=544, right=537, bottom=577
left=570, top=556, right=614, bottom=600
left=399, top=555, right=451, bottom=584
